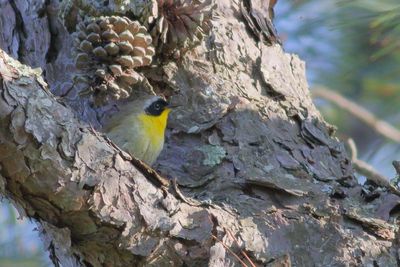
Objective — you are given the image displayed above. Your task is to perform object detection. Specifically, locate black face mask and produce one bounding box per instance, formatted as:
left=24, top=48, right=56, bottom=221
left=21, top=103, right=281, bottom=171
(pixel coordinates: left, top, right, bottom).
left=145, top=99, right=169, bottom=116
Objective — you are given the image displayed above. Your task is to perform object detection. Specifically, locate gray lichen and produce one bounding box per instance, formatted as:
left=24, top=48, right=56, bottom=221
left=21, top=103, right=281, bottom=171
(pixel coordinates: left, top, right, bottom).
left=196, top=145, right=226, bottom=167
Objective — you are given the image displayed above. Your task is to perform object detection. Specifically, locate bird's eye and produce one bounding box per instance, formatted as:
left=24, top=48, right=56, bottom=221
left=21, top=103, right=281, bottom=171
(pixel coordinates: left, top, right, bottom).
left=145, top=99, right=168, bottom=116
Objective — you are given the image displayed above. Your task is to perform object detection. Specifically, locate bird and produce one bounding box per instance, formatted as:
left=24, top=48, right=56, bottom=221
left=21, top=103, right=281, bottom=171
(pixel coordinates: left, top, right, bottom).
left=103, top=95, right=171, bottom=165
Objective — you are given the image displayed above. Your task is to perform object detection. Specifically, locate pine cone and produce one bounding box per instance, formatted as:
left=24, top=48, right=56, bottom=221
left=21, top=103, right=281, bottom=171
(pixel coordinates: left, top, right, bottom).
left=151, top=0, right=215, bottom=55
left=74, top=16, right=155, bottom=105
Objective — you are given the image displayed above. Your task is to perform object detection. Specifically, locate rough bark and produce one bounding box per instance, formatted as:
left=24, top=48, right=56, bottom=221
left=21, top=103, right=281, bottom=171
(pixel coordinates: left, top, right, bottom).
left=1, top=0, right=400, bottom=266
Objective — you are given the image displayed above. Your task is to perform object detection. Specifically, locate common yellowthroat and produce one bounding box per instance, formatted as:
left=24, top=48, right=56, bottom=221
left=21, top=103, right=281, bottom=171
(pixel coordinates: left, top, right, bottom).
left=104, top=96, right=171, bottom=165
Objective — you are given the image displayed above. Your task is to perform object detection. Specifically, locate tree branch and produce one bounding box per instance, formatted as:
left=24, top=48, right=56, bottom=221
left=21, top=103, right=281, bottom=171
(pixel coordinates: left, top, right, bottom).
left=392, top=161, right=400, bottom=176
left=346, top=139, right=400, bottom=196
left=312, top=86, right=400, bottom=142
left=0, top=49, right=218, bottom=266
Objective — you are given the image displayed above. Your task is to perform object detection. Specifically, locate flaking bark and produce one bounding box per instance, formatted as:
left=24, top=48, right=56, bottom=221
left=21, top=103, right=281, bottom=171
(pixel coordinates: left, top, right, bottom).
left=1, top=0, right=400, bottom=266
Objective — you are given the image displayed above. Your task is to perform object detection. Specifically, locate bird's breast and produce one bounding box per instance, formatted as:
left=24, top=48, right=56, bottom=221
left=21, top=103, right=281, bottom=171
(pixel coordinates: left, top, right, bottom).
left=137, top=111, right=169, bottom=150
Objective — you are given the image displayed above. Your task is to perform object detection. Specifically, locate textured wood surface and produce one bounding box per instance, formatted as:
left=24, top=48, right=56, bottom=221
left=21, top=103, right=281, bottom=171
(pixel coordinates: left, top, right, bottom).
left=1, top=0, right=399, bottom=266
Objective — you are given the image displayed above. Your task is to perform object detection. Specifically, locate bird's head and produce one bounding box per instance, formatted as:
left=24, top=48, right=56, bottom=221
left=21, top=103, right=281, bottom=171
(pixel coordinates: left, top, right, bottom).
left=143, top=96, right=170, bottom=117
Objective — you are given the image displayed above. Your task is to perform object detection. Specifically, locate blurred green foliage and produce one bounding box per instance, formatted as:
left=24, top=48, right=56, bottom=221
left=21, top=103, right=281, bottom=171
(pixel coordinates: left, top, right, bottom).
left=326, top=0, right=400, bottom=118
left=277, top=0, right=400, bottom=136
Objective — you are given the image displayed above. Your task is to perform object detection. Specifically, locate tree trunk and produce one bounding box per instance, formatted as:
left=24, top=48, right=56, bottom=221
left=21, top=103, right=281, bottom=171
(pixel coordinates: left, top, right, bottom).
left=0, top=0, right=399, bottom=266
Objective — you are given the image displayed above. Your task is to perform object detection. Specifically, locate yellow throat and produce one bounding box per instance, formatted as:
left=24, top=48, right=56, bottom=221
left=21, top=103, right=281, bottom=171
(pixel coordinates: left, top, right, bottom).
left=138, top=108, right=171, bottom=146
